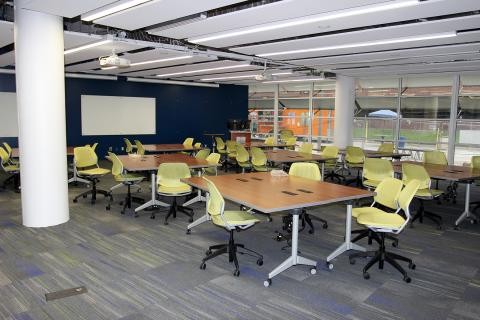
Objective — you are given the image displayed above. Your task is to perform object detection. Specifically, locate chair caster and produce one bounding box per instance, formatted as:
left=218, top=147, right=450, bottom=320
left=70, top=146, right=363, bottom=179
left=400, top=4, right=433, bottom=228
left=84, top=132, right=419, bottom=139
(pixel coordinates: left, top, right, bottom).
left=205, top=249, right=212, bottom=255
left=349, top=259, right=355, bottom=265
left=409, top=262, right=416, bottom=270
left=392, top=240, right=399, bottom=247
left=308, top=229, right=314, bottom=234
left=264, top=279, right=272, bottom=287
left=322, top=223, right=328, bottom=229
left=90, top=200, right=95, bottom=205
left=150, top=215, right=155, bottom=219
left=310, top=267, right=317, bottom=275
left=233, top=269, right=240, bottom=277
left=326, top=262, right=333, bottom=270
left=164, top=221, right=168, bottom=225
left=267, top=216, right=273, bottom=222
left=186, top=229, right=191, bottom=234
left=83, top=194, right=87, bottom=198
left=73, top=199, right=78, bottom=203
left=403, top=275, right=411, bottom=283
left=256, top=258, right=263, bottom=266
left=200, top=262, right=206, bottom=270
left=437, top=225, right=443, bottom=230
left=188, top=217, right=193, bottom=223
left=363, top=272, right=370, bottom=280
left=106, top=205, right=110, bottom=210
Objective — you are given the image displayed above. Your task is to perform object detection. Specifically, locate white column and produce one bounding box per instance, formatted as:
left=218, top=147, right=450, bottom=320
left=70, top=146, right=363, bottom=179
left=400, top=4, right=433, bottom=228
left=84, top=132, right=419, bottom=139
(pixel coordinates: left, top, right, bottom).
left=448, top=74, right=460, bottom=164
left=334, top=75, right=355, bottom=148
left=15, top=3, right=69, bottom=227
left=273, top=84, right=279, bottom=142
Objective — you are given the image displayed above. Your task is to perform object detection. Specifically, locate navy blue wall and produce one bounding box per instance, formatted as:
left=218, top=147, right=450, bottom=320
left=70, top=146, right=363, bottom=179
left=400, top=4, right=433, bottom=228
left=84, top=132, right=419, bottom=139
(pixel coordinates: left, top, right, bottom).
left=0, top=74, right=248, bottom=156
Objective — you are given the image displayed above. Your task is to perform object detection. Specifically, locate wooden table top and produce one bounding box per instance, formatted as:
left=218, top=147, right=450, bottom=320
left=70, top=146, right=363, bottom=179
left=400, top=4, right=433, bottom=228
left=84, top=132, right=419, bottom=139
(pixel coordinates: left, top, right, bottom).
left=265, top=149, right=336, bottom=163
left=338, top=148, right=408, bottom=159
left=183, top=172, right=373, bottom=213
left=12, top=146, right=74, bottom=158
left=143, top=144, right=201, bottom=153
left=393, top=161, right=480, bottom=182
left=244, top=141, right=289, bottom=149
left=118, top=153, right=216, bottom=172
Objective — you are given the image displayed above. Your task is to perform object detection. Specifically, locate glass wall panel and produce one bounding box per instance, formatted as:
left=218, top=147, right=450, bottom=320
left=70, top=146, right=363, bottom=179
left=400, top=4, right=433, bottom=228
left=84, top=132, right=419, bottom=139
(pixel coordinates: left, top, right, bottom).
left=313, top=81, right=336, bottom=146
left=248, top=84, right=275, bottom=139
left=278, top=83, right=310, bottom=143
left=400, top=75, right=452, bottom=159
left=354, top=78, right=399, bottom=149
left=455, top=74, right=480, bottom=165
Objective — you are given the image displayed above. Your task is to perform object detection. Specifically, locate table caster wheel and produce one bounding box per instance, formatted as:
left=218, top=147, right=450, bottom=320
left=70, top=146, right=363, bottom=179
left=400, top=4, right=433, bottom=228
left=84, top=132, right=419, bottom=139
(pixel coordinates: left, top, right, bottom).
left=233, top=269, right=240, bottom=277
left=200, top=263, right=206, bottom=270
left=409, top=263, right=416, bottom=270
left=403, top=275, right=411, bottom=283
left=186, top=229, right=191, bottom=234
left=310, top=267, right=317, bottom=275
left=326, top=262, right=333, bottom=270
left=363, top=272, right=370, bottom=280
left=256, top=259, right=263, bottom=266
left=264, top=279, right=272, bottom=287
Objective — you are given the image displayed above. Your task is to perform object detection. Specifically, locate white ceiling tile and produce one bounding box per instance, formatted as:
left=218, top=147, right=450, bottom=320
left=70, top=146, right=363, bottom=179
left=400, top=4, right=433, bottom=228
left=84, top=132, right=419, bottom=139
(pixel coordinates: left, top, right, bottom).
left=19, top=0, right=118, bottom=18
left=94, top=0, right=245, bottom=31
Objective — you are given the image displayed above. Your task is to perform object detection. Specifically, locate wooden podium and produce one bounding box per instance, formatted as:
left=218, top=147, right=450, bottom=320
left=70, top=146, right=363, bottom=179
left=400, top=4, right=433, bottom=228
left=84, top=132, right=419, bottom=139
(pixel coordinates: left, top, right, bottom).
left=230, top=130, right=251, bottom=144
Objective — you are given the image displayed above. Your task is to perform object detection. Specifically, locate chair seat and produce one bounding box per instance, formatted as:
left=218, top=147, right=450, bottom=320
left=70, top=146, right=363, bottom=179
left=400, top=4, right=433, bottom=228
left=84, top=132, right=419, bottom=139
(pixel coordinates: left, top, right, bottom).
left=157, top=183, right=191, bottom=195
left=253, top=165, right=269, bottom=172
left=346, top=162, right=363, bottom=168
left=415, top=188, right=443, bottom=199
left=352, top=206, right=372, bottom=218
left=212, top=210, right=260, bottom=228
left=4, top=164, right=19, bottom=172
left=363, top=179, right=381, bottom=188
left=114, top=173, right=144, bottom=183
left=77, top=168, right=110, bottom=176
left=356, top=208, right=405, bottom=229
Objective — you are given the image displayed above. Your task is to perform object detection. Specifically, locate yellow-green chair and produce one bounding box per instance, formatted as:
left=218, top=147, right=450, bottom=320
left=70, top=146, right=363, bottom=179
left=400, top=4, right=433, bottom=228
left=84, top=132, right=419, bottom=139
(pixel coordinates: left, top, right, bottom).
left=106, top=152, right=145, bottom=214
left=224, top=140, right=238, bottom=171
left=470, top=156, right=480, bottom=212
left=203, top=153, right=221, bottom=176
left=285, top=136, right=297, bottom=150
left=264, top=136, right=275, bottom=145
left=345, top=146, right=365, bottom=186
left=349, top=179, right=420, bottom=282
left=351, top=177, right=403, bottom=247
left=124, top=138, right=135, bottom=154
left=298, top=142, right=313, bottom=154
left=134, top=140, right=145, bottom=155
left=156, top=163, right=194, bottom=225
left=424, top=150, right=457, bottom=203
left=215, top=136, right=228, bottom=170
left=183, top=137, right=194, bottom=148
left=322, top=145, right=343, bottom=183
left=362, top=158, right=394, bottom=189
left=0, top=146, right=20, bottom=191
left=2, top=142, right=14, bottom=159
left=194, top=142, right=202, bottom=149
left=287, top=162, right=328, bottom=232
left=199, top=177, right=263, bottom=277
left=402, top=163, right=444, bottom=229
left=235, top=144, right=252, bottom=173
left=91, top=142, right=98, bottom=151
left=251, top=147, right=270, bottom=172
left=195, top=149, right=211, bottom=160
left=280, top=129, right=294, bottom=142
left=377, top=142, right=394, bottom=153
left=72, top=146, right=111, bottom=204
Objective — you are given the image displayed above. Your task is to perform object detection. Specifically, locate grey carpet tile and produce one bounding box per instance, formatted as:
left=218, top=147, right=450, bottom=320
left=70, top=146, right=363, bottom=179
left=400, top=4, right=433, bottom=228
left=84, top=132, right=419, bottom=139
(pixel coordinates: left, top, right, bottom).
left=0, top=170, right=479, bottom=319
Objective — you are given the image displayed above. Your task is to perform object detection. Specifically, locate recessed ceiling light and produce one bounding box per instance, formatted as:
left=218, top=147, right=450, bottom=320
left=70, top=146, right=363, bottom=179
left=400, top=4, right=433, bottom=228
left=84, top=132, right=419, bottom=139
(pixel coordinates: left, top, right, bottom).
left=82, top=0, right=153, bottom=21
left=64, top=39, right=112, bottom=55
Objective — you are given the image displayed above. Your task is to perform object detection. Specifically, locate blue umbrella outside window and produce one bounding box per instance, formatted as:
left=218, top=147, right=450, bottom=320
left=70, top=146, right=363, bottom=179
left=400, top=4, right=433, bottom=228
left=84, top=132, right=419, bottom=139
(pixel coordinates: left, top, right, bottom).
left=368, top=109, right=398, bottom=118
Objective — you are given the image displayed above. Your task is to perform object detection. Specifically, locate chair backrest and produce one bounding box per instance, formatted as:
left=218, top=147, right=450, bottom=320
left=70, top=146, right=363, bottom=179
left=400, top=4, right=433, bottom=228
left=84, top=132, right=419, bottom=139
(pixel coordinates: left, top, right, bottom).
left=124, top=138, right=134, bottom=153
left=345, top=146, right=365, bottom=164
left=183, top=137, right=194, bottom=147
left=251, top=147, right=267, bottom=166
left=91, top=142, right=98, bottom=151
left=204, top=177, right=227, bottom=227
left=215, top=136, right=225, bottom=150
left=195, top=149, right=211, bottom=159
left=226, top=140, right=237, bottom=153
left=398, top=179, right=421, bottom=221
left=134, top=140, right=145, bottom=155
left=0, top=146, right=10, bottom=166
left=108, top=152, right=123, bottom=177
left=289, top=162, right=322, bottom=181
left=322, top=145, right=339, bottom=158
left=280, top=129, right=294, bottom=141
left=424, top=150, right=447, bottom=165
left=373, top=177, right=403, bottom=210
left=156, top=163, right=191, bottom=187
left=194, top=142, right=202, bottom=148
left=2, top=142, right=12, bottom=156
left=377, top=142, right=394, bottom=153
left=285, top=137, right=297, bottom=146
left=236, top=144, right=250, bottom=162
left=264, top=137, right=275, bottom=145
left=298, top=142, right=313, bottom=154
left=205, top=153, right=220, bottom=175
left=363, top=158, right=394, bottom=182
left=472, top=156, right=480, bottom=169
left=74, top=146, right=98, bottom=168
left=401, top=163, right=431, bottom=190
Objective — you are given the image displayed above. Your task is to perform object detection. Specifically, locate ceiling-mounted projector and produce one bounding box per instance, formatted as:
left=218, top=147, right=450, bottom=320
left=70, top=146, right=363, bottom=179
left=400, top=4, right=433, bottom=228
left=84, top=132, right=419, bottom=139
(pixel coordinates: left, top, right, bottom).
left=255, top=73, right=272, bottom=81
left=99, top=53, right=130, bottom=68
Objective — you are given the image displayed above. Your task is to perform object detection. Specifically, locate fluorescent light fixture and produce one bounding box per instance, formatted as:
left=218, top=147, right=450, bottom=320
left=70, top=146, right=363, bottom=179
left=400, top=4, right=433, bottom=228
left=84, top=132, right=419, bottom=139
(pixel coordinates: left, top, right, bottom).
left=156, top=64, right=250, bottom=78
left=190, top=0, right=419, bottom=43
left=65, top=73, right=118, bottom=81
left=82, top=0, right=152, bottom=21
left=271, top=72, right=292, bottom=76
left=263, top=78, right=327, bottom=84
left=0, top=68, right=15, bottom=74
left=201, top=74, right=257, bottom=81
left=101, top=66, right=118, bottom=70
left=64, top=39, right=112, bottom=55
left=258, top=32, right=457, bottom=57
left=127, top=77, right=219, bottom=88
left=130, top=55, right=193, bottom=67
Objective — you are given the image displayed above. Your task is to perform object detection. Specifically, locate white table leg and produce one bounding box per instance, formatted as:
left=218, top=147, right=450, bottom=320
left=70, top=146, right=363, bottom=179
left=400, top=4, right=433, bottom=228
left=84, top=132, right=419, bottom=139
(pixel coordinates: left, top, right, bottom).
left=455, top=183, right=478, bottom=227
left=327, top=204, right=366, bottom=262
left=321, top=162, right=325, bottom=181
left=267, top=209, right=317, bottom=280
left=135, top=171, right=168, bottom=212
left=184, top=171, right=207, bottom=206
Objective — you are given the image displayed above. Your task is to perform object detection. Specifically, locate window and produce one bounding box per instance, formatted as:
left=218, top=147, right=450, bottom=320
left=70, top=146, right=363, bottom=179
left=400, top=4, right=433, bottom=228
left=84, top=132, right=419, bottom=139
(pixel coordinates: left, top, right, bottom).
left=313, top=81, right=336, bottom=144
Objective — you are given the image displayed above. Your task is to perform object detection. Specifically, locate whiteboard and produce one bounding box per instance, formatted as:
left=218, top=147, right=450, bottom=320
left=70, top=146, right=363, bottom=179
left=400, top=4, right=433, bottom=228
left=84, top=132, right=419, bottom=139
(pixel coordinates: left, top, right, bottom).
left=81, top=95, right=156, bottom=135
left=0, top=92, right=18, bottom=137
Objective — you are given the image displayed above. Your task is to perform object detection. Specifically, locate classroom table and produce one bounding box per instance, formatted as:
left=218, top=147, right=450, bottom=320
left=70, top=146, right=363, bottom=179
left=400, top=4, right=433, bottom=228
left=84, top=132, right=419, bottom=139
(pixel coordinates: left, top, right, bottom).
left=183, top=172, right=373, bottom=286
left=338, top=148, right=409, bottom=160
left=118, top=153, right=218, bottom=215
left=143, top=144, right=201, bottom=153
left=393, top=161, right=480, bottom=227
left=264, top=149, right=337, bottom=178
left=243, top=141, right=289, bottom=149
